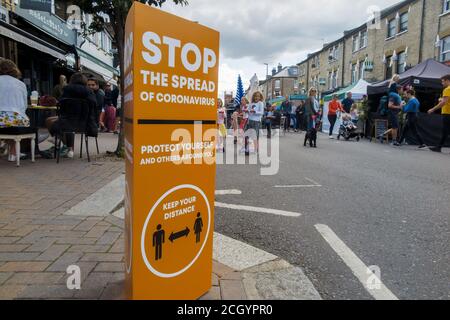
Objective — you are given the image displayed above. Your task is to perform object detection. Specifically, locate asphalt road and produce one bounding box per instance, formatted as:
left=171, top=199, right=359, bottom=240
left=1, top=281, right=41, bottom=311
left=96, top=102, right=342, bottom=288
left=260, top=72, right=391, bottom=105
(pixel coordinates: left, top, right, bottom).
left=214, top=132, right=450, bottom=300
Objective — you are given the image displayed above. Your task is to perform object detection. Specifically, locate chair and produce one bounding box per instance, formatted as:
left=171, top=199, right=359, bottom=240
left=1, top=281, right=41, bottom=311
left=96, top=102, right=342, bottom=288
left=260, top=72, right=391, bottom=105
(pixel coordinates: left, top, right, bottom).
left=0, top=128, right=36, bottom=167
left=53, top=98, right=99, bottom=163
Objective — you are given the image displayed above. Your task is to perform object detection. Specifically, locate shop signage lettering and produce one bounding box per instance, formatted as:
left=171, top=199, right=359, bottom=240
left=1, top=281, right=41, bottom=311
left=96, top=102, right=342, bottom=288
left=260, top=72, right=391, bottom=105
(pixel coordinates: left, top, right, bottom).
left=15, top=7, right=76, bottom=45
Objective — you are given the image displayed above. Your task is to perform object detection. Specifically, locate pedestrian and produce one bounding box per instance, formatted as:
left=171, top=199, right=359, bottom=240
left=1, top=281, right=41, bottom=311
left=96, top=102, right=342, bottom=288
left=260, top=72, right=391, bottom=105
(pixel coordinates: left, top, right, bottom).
left=385, top=85, right=404, bottom=146
left=0, top=59, right=32, bottom=162
left=398, top=89, right=427, bottom=149
left=389, top=74, right=400, bottom=94
left=328, top=94, right=343, bottom=139
left=280, top=96, right=292, bottom=132
left=103, top=83, right=117, bottom=133
left=217, top=98, right=227, bottom=152
left=247, top=91, right=265, bottom=154
left=350, top=104, right=359, bottom=125
left=304, top=87, right=319, bottom=131
left=52, top=75, right=67, bottom=101
left=341, top=92, right=355, bottom=114
left=296, top=100, right=305, bottom=131
left=87, top=78, right=105, bottom=131
left=427, top=74, right=450, bottom=153
left=265, top=104, right=276, bottom=139
left=290, top=101, right=298, bottom=132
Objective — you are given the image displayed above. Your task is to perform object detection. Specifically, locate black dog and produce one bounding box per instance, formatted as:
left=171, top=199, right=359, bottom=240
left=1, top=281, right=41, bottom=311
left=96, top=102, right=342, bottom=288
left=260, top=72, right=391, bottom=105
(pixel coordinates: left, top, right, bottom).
left=304, top=128, right=317, bottom=148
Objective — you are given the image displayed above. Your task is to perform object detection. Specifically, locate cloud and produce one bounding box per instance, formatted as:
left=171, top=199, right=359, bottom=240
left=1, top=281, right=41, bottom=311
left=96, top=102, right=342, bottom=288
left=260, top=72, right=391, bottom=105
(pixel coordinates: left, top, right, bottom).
left=160, top=0, right=395, bottom=92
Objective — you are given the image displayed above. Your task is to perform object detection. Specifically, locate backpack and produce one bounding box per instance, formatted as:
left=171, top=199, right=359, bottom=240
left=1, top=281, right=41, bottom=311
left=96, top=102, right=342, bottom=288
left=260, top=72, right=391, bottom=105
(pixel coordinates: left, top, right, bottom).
left=378, top=96, right=389, bottom=116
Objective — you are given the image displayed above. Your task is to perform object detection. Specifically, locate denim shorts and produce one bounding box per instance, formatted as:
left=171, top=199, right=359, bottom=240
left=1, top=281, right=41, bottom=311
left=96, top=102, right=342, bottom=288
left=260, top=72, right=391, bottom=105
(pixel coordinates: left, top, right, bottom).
left=247, top=120, right=261, bottom=139
left=388, top=110, right=400, bottom=129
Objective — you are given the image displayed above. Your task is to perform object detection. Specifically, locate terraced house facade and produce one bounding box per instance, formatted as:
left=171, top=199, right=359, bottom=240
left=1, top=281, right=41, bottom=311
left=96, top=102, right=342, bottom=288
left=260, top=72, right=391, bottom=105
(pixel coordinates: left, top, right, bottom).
left=297, top=0, right=450, bottom=95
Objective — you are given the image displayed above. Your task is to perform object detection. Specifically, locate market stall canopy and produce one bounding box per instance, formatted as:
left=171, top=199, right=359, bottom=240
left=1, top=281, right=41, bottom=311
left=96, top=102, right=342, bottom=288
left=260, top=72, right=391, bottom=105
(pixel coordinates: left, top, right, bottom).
left=323, top=79, right=370, bottom=102
left=368, top=59, right=450, bottom=95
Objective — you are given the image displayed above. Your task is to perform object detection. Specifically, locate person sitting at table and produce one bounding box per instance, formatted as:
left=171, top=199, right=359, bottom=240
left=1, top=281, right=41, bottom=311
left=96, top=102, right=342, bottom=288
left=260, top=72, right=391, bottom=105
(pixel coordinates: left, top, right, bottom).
left=45, top=73, right=98, bottom=159
left=0, top=58, right=34, bottom=162
left=87, top=78, right=105, bottom=131
left=52, top=75, right=67, bottom=101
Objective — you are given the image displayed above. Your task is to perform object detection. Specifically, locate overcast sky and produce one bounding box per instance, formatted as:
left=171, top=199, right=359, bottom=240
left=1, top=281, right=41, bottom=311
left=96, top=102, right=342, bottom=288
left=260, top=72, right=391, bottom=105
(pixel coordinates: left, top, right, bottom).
left=160, top=0, right=396, bottom=97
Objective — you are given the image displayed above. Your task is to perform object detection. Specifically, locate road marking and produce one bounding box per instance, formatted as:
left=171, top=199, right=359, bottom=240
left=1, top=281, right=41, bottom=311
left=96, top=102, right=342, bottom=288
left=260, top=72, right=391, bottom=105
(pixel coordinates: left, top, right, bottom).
left=215, top=189, right=242, bottom=195
left=315, top=224, right=398, bottom=300
left=275, top=177, right=322, bottom=188
left=274, top=185, right=320, bottom=188
left=305, top=177, right=321, bottom=186
left=215, top=202, right=301, bottom=217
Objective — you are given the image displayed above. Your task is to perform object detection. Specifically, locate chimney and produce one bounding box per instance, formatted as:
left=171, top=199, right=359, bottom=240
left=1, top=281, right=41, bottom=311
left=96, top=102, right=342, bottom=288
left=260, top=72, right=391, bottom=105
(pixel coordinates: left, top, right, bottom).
left=278, top=63, right=282, bottom=73
left=272, top=67, right=277, bottom=76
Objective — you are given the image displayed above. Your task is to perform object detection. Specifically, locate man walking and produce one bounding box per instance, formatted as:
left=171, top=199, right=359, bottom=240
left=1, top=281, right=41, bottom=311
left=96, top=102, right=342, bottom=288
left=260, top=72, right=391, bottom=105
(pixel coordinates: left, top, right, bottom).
left=280, top=96, right=292, bottom=132
left=341, top=92, right=355, bottom=114
left=428, top=75, right=450, bottom=152
left=399, top=89, right=427, bottom=149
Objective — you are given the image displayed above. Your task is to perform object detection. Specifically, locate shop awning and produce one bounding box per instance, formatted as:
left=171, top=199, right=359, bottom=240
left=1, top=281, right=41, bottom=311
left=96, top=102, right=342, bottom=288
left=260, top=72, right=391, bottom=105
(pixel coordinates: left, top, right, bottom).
left=77, top=48, right=119, bottom=85
left=0, top=24, right=66, bottom=61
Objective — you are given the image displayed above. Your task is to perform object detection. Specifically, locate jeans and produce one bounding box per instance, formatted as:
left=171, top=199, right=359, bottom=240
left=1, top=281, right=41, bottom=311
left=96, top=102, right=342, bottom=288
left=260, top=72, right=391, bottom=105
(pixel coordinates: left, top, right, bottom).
left=290, top=113, right=297, bottom=130
left=328, top=114, right=337, bottom=136
left=439, top=115, right=450, bottom=148
left=399, top=113, right=424, bottom=145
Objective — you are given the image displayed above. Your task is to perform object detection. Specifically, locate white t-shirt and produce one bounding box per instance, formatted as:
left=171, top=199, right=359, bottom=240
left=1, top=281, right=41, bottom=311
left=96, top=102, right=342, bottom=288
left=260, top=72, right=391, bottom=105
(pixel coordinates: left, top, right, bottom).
left=249, top=102, right=264, bottom=122
left=0, top=75, right=28, bottom=118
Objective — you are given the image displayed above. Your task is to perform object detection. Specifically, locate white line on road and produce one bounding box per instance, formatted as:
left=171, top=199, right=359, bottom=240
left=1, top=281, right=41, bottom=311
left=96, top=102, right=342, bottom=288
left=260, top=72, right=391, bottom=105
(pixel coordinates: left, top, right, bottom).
left=215, top=189, right=242, bottom=195
left=305, top=177, right=321, bottom=186
left=315, top=224, right=399, bottom=300
left=215, top=202, right=301, bottom=217
left=274, top=185, right=321, bottom=188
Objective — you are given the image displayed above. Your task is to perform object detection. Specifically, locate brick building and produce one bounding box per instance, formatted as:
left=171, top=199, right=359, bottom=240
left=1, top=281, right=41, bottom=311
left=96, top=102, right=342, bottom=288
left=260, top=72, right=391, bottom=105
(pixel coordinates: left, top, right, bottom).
left=258, top=64, right=299, bottom=101
left=298, top=0, right=450, bottom=95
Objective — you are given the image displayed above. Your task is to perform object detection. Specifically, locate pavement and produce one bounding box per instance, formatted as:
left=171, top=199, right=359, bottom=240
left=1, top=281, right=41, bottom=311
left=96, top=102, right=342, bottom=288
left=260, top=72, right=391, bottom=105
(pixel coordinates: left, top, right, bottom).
left=0, top=132, right=321, bottom=300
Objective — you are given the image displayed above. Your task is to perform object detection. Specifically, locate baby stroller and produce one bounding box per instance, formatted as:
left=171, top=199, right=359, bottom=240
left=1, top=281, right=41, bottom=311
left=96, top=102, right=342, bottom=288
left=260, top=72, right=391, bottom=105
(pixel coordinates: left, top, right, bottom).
left=337, top=113, right=360, bottom=141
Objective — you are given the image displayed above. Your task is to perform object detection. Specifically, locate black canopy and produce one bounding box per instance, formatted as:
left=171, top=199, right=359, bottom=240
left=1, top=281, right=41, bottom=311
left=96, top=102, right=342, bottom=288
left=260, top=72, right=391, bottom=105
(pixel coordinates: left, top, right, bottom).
left=367, top=59, right=450, bottom=95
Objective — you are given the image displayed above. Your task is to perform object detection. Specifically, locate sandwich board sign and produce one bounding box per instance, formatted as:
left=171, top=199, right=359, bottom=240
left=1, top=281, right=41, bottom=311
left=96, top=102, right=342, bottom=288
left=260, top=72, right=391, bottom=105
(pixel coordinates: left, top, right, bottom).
left=123, top=2, right=219, bottom=300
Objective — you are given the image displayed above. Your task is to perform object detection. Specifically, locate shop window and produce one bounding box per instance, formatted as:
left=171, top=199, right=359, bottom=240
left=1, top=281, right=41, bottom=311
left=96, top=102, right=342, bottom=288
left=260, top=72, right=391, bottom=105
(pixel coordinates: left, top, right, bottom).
left=441, top=36, right=450, bottom=62
left=351, top=64, right=357, bottom=84
left=359, top=60, right=365, bottom=80
left=399, top=13, right=408, bottom=33
left=387, top=19, right=396, bottom=38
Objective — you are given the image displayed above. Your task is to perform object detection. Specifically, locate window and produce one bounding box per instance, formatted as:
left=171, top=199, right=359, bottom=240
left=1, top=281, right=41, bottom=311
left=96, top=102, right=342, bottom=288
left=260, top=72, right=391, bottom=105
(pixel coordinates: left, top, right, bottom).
left=441, top=36, right=450, bottom=62
left=360, top=30, right=368, bottom=49
left=353, top=35, right=359, bottom=52
left=332, top=71, right=338, bottom=89
left=334, top=46, right=339, bottom=59
left=386, top=56, right=393, bottom=79
left=351, top=64, right=357, bottom=84
left=399, top=13, right=408, bottom=32
left=397, top=51, right=407, bottom=74
left=359, top=60, right=365, bottom=80
left=387, top=19, right=396, bottom=38
left=444, top=0, right=450, bottom=13
left=275, top=79, right=281, bottom=90
left=328, top=72, right=333, bottom=89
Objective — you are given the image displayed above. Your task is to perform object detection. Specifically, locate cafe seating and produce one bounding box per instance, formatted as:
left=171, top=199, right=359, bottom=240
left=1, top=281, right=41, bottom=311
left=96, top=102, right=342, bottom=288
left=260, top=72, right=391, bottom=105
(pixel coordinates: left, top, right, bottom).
left=0, top=127, right=36, bottom=167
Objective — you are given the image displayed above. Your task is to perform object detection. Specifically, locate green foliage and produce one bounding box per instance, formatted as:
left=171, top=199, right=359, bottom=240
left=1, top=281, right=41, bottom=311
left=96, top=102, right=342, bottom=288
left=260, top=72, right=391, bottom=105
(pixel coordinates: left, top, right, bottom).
left=73, top=0, right=188, bottom=32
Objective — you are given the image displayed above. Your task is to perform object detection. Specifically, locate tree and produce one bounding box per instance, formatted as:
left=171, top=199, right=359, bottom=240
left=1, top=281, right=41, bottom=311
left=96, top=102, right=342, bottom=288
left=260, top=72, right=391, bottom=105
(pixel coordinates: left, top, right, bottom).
left=234, top=74, right=244, bottom=108
left=73, top=0, right=188, bottom=156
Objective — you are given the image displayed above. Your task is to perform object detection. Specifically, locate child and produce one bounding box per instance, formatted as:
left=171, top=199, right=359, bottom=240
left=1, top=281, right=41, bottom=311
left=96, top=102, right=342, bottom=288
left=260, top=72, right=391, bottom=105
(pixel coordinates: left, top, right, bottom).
left=350, top=105, right=359, bottom=125
left=265, top=105, right=276, bottom=139
left=217, top=99, right=227, bottom=152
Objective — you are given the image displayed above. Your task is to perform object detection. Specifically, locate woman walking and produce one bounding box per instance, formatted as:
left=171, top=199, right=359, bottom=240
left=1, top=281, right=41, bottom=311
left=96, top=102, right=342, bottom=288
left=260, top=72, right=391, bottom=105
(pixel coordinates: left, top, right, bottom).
left=304, top=87, right=319, bottom=131
left=328, top=94, right=343, bottom=139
